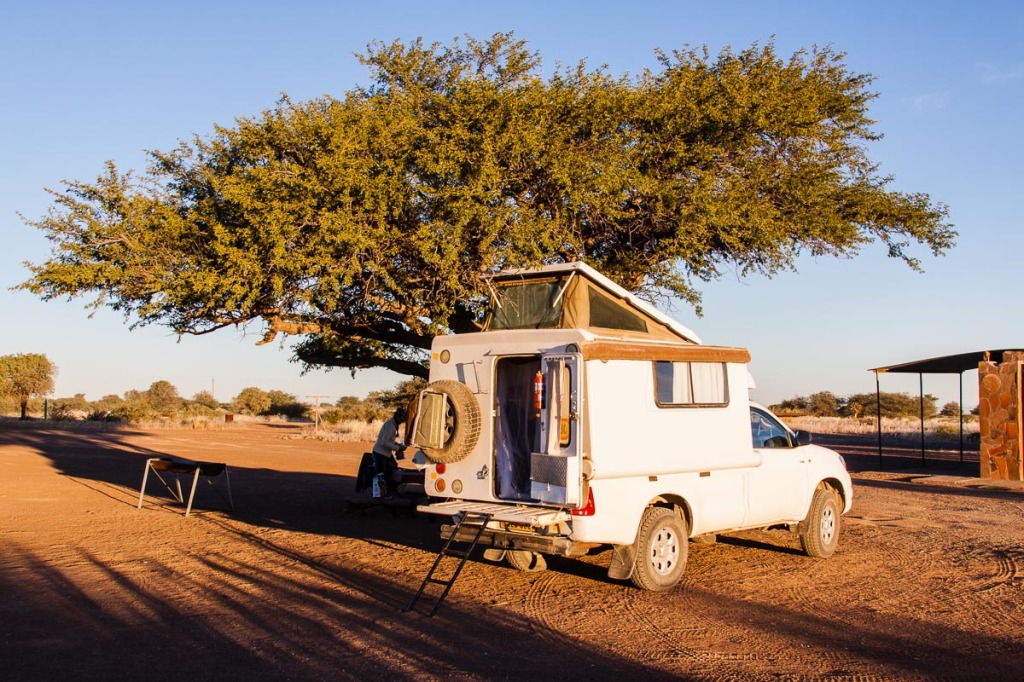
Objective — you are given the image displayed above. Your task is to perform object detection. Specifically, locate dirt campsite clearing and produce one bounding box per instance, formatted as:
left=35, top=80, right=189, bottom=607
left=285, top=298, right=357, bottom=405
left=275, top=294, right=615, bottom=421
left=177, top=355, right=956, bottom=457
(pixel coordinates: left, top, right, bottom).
left=1, top=421, right=1021, bottom=681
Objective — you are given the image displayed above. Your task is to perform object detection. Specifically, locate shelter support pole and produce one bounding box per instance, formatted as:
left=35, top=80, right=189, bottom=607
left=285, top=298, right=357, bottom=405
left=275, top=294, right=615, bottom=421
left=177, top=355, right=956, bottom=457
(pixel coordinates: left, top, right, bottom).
left=876, top=371, right=883, bottom=469
left=919, top=373, right=926, bottom=467
left=959, top=371, right=964, bottom=463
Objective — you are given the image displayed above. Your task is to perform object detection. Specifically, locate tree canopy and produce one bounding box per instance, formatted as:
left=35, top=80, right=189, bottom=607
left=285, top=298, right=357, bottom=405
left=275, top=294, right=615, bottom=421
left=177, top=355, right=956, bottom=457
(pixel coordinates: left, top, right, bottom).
left=0, top=353, right=57, bottom=419
left=231, top=387, right=273, bottom=416
left=772, top=390, right=939, bottom=419
left=20, top=33, right=954, bottom=378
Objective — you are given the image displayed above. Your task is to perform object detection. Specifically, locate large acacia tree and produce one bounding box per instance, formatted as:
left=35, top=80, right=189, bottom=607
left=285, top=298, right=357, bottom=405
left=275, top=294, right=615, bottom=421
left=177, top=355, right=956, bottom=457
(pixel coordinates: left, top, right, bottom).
left=20, top=34, right=954, bottom=378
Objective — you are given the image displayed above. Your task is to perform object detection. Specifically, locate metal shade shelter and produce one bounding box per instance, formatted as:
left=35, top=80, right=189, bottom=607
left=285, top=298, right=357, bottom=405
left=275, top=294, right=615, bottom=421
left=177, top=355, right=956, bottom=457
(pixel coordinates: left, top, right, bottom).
left=869, top=349, right=1024, bottom=468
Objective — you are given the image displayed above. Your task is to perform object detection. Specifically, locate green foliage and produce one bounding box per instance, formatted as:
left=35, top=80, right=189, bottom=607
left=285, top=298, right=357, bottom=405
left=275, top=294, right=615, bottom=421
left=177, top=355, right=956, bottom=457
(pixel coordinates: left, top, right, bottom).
left=110, top=401, right=157, bottom=424
left=0, top=353, right=58, bottom=419
left=266, top=390, right=308, bottom=418
left=88, top=394, right=125, bottom=420
left=333, top=395, right=376, bottom=422
left=807, top=391, right=840, bottom=417
left=848, top=392, right=938, bottom=419
left=180, top=402, right=220, bottom=419
left=771, top=396, right=808, bottom=415
left=49, top=393, right=90, bottom=420
left=123, top=389, right=145, bottom=403
left=940, top=401, right=961, bottom=417
left=328, top=380, right=425, bottom=422
left=773, top=391, right=938, bottom=419
left=0, top=395, right=18, bottom=415
left=145, top=380, right=182, bottom=412
left=230, top=387, right=272, bottom=415
left=369, top=377, right=427, bottom=413
left=319, top=408, right=349, bottom=426
left=190, top=390, right=220, bottom=409
left=19, top=34, right=954, bottom=378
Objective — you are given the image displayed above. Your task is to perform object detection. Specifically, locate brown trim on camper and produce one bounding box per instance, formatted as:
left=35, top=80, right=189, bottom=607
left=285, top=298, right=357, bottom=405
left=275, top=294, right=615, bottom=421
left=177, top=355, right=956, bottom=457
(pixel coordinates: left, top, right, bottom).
left=579, top=341, right=751, bottom=364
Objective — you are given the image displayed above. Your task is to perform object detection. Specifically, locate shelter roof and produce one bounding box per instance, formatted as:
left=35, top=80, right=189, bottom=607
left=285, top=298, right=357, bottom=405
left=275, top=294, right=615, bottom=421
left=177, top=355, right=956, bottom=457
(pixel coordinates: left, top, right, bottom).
left=870, top=349, right=1024, bottom=374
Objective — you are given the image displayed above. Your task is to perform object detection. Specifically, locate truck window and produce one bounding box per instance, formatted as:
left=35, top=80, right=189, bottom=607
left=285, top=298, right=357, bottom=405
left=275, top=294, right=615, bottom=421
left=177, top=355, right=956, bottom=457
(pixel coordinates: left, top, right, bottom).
left=555, top=361, right=572, bottom=447
left=654, top=361, right=728, bottom=406
left=750, top=408, right=792, bottom=448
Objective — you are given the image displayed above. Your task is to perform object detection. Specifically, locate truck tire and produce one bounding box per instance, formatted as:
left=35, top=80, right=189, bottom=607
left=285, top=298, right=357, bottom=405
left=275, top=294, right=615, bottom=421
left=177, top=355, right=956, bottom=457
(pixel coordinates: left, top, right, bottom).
left=419, top=380, right=481, bottom=464
left=630, top=506, right=688, bottom=592
left=800, top=488, right=840, bottom=558
left=506, top=550, right=547, bottom=572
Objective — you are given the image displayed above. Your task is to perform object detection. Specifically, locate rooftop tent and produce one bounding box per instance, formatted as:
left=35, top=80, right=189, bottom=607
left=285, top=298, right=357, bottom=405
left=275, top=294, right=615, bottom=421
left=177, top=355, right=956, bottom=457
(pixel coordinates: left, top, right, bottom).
left=484, top=262, right=701, bottom=344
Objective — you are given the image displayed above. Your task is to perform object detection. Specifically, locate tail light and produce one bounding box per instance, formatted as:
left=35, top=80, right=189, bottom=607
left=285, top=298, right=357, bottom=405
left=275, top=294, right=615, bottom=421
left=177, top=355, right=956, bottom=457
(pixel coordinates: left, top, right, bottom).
left=435, top=462, right=446, bottom=475
left=571, top=487, right=595, bottom=516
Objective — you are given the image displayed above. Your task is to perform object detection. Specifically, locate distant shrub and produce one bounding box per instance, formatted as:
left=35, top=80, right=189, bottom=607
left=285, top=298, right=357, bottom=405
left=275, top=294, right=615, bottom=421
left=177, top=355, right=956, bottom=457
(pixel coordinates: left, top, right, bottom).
left=320, top=408, right=347, bottom=425
left=48, top=402, right=81, bottom=421
left=46, top=393, right=93, bottom=420
left=110, top=402, right=157, bottom=424
left=180, top=402, right=221, bottom=419
left=231, top=387, right=271, bottom=415
left=190, top=390, right=220, bottom=410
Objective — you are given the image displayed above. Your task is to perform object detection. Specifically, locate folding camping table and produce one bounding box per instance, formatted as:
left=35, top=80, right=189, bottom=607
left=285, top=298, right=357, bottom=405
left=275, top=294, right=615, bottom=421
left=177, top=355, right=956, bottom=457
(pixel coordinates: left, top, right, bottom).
left=137, top=456, right=233, bottom=516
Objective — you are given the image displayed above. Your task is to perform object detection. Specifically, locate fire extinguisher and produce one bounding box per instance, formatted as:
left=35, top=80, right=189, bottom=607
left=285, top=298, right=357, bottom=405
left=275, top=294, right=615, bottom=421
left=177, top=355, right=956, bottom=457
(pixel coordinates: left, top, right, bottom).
left=534, top=371, right=544, bottom=412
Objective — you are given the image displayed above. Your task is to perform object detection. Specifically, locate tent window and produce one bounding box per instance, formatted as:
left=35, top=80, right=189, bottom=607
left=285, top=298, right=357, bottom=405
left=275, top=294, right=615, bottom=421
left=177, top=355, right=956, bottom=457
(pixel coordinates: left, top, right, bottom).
left=489, top=280, right=565, bottom=330
left=655, top=361, right=728, bottom=406
left=588, top=287, right=647, bottom=332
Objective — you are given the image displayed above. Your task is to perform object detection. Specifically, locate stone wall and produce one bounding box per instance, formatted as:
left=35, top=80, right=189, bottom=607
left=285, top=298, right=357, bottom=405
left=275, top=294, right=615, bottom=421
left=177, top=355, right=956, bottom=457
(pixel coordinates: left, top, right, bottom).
left=978, top=351, right=1023, bottom=480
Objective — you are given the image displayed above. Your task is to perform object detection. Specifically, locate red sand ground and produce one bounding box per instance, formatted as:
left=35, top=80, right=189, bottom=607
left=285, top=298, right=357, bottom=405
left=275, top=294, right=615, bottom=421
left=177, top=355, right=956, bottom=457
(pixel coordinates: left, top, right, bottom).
left=1, top=421, right=1022, bottom=681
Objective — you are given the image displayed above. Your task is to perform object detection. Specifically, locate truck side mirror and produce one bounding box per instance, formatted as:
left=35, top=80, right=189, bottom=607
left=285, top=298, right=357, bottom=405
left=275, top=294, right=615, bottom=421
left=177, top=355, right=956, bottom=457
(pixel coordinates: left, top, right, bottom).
left=795, top=430, right=812, bottom=446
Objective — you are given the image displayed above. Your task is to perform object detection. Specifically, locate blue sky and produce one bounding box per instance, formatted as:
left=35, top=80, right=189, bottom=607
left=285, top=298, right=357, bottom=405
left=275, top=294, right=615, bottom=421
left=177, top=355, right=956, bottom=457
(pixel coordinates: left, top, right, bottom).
left=2, top=0, right=1022, bottom=409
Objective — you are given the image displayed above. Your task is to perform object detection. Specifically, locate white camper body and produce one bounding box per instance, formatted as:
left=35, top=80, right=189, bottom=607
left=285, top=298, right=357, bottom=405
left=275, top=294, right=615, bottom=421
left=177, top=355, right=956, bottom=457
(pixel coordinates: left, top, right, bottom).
left=412, top=263, right=852, bottom=590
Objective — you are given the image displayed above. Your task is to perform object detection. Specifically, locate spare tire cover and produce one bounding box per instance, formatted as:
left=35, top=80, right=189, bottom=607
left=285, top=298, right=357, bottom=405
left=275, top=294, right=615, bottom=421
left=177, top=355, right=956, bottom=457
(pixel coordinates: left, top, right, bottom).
left=417, top=380, right=482, bottom=464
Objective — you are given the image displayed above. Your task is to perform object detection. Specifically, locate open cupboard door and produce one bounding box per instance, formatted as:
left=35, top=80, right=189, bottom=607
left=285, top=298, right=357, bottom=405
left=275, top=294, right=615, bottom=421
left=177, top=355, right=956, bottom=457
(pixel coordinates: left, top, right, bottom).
left=530, top=352, right=584, bottom=506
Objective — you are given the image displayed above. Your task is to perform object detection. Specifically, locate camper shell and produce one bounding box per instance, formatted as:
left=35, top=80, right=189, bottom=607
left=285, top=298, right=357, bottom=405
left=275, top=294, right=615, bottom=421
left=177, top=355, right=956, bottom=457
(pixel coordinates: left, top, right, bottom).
left=411, top=262, right=852, bottom=590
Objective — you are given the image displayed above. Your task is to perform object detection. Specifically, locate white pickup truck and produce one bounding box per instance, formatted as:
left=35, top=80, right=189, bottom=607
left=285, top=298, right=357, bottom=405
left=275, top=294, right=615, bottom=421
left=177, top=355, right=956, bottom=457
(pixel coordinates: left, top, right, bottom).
left=410, top=262, right=852, bottom=590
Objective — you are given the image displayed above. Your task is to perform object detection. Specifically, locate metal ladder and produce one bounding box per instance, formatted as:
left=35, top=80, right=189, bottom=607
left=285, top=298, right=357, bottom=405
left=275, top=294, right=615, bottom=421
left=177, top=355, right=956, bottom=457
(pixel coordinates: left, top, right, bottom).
left=406, top=512, right=492, bottom=617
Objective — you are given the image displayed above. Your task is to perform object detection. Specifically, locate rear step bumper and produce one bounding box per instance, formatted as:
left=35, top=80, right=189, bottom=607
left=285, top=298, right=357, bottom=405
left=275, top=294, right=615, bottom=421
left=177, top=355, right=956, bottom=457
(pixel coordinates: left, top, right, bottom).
left=419, top=501, right=598, bottom=557
left=417, top=500, right=571, bottom=526
left=439, top=523, right=597, bottom=557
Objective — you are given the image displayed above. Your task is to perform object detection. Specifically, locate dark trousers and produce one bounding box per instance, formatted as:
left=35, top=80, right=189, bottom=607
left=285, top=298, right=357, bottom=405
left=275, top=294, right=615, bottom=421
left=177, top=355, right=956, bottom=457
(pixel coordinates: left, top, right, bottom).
left=372, top=453, right=394, bottom=479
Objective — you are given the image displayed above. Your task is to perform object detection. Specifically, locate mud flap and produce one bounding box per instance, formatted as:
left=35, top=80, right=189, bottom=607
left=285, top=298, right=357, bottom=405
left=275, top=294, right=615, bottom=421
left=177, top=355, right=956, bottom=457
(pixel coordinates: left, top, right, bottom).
left=607, top=543, right=637, bottom=580
left=482, top=548, right=506, bottom=562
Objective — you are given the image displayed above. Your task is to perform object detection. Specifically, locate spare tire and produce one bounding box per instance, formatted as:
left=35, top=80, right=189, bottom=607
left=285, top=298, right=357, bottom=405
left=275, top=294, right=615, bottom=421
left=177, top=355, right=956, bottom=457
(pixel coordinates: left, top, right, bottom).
left=417, top=380, right=482, bottom=464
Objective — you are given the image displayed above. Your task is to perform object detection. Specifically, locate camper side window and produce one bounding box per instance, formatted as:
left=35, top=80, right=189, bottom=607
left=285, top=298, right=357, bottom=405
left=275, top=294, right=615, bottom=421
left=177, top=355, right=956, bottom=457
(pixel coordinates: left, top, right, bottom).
left=655, top=361, right=728, bottom=406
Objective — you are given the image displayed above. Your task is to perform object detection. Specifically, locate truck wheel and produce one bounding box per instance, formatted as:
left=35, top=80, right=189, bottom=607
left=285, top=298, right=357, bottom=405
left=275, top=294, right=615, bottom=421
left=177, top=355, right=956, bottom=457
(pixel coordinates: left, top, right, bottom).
left=630, top=506, right=687, bottom=591
left=419, top=380, right=481, bottom=464
left=506, top=550, right=547, bottom=572
left=800, top=488, right=840, bottom=558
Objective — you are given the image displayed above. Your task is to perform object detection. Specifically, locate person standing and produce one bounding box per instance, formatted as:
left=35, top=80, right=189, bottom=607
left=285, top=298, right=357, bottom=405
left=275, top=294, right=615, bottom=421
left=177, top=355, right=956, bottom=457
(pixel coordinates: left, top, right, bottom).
left=371, top=407, right=407, bottom=497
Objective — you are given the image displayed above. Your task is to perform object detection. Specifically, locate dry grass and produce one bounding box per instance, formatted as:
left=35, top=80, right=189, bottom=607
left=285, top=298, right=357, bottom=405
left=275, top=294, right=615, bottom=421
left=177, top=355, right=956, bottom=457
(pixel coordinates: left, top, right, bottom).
left=283, top=419, right=386, bottom=442
left=784, top=415, right=980, bottom=446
